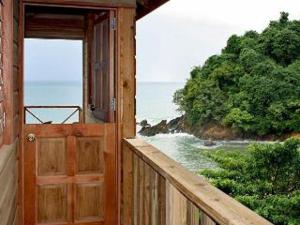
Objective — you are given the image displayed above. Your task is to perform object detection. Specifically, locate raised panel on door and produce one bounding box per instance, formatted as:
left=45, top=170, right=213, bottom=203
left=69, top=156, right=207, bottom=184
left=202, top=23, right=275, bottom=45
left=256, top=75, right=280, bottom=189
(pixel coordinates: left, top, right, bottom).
left=37, top=138, right=67, bottom=176
left=37, top=184, right=69, bottom=224
left=76, top=137, right=104, bottom=174
left=75, top=183, right=105, bottom=222
left=24, top=124, right=116, bottom=225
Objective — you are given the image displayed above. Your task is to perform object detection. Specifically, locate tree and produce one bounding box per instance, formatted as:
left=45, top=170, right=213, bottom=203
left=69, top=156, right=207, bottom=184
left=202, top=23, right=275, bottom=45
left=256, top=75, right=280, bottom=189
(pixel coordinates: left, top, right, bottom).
left=174, top=12, right=300, bottom=136
left=201, top=139, right=300, bottom=225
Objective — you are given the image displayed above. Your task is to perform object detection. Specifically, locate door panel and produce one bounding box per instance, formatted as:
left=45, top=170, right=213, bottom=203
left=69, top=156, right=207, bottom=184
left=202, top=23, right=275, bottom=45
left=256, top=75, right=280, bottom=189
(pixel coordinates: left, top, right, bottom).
left=24, top=124, right=116, bottom=225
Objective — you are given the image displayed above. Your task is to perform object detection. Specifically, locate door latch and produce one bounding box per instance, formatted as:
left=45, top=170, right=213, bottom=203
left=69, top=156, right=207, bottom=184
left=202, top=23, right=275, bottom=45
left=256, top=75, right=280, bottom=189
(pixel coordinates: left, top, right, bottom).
left=27, top=133, right=36, bottom=142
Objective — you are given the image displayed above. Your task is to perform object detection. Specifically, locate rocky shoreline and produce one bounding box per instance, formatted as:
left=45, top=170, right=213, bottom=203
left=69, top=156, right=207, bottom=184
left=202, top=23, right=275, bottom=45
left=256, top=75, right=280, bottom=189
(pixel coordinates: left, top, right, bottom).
left=138, top=116, right=291, bottom=142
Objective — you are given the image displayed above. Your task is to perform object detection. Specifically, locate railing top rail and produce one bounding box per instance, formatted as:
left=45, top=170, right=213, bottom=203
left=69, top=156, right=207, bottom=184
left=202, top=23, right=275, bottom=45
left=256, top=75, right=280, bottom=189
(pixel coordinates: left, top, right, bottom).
left=124, top=138, right=273, bottom=225
left=25, top=105, right=81, bottom=109
left=24, top=105, right=83, bottom=124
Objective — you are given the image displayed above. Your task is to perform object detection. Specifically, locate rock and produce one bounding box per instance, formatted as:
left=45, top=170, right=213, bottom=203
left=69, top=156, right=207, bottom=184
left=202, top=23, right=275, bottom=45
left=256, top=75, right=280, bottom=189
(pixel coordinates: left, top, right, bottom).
left=167, top=116, right=185, bottom=133
left=203, top=139, right=216, bottom=147
left=139, top=120, right=169, bottom=136
left=138, top=116, right=243, bottom=140
left=190, top=122, right=242, bottom=140
left=140, top=119, right=150, bottom=128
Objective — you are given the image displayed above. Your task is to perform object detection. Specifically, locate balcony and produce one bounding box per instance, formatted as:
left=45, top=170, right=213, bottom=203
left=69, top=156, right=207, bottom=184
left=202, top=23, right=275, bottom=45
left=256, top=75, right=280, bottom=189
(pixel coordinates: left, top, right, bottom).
left=122, top=138, right=273, bottom=225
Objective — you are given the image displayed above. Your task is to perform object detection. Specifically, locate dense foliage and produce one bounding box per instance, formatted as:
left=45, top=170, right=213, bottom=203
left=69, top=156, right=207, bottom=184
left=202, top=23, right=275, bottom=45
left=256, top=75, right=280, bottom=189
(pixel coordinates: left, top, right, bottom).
left=201, top=139, right=300, bottom=225
left=174, top=13, right=300, bottom=136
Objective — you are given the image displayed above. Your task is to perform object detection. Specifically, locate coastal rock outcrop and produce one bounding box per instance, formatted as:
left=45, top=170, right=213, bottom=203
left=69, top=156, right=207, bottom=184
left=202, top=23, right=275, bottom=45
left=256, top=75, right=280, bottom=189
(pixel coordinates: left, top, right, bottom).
left=138, top=116, right=243, bottom=140
left=139, top=120, right=169, bottom=136
left=139, top=119, right=151, bottom=128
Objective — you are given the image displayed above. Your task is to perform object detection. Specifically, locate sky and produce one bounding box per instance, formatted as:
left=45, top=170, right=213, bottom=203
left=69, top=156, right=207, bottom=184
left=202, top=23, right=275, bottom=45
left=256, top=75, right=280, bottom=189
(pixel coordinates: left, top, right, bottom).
left=25, top=39, right=83, bottom=82
left=136, top=0, right=300, bottom=82
left=25, top=0, right=300, bottom=82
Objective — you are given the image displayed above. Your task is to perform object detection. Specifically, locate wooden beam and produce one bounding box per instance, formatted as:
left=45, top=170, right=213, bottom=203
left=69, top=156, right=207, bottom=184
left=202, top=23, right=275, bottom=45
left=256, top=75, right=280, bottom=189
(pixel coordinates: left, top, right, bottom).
left=25, top=13, right=85, bottom=39
left=21, top=0, right=136, bottom=8
left=136, top=0, right=169, bottom=20
left=117, top=7, right=136, bottom=225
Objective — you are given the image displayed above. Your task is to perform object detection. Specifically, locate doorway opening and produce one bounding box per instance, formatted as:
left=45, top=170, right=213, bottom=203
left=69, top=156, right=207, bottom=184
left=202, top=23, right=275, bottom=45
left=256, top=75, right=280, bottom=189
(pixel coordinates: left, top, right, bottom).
left=23, top=5, right=116, bottom=125
left=24, top=39, right=83, bottom=124
left=22, top=5, right=117, bottom=225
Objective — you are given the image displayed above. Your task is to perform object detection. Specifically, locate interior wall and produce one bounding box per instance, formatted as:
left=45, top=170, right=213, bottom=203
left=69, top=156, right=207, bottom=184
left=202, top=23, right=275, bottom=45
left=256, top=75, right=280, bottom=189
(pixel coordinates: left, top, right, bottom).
left=0, top=0, right=20, bottom=224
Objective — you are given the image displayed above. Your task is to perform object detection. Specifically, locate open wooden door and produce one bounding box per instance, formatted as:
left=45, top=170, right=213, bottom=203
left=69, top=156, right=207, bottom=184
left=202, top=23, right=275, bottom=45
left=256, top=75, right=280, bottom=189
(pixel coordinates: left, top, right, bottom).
left=90, top=11, right=115, bottom=122
left=24, top=124, right=116, bottom=225
left=23, top=7, right=117, bottom=225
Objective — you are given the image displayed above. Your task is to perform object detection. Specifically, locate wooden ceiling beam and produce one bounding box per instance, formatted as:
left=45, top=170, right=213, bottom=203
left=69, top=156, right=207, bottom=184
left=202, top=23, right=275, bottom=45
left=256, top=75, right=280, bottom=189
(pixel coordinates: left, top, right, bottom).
left=25, top=13, right=85, bottom=39
left=136, top=0, right=169, bottom=20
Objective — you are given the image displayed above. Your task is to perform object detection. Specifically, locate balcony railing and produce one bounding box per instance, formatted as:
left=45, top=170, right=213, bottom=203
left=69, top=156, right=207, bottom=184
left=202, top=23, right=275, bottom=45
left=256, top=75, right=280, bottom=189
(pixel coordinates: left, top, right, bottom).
left=24, top=106, right=83, bottom=124
left=122, top=138, right=273, bottom=225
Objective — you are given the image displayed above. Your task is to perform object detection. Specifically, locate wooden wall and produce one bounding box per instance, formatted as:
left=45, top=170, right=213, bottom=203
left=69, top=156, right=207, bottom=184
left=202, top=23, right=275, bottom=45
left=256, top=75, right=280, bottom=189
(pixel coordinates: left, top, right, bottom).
left=0, top=143, right=18, bottom=225
left=13, top=0, right=20, bottom=141
left=0, top=0, right=20, bottom=224
left=0, top=1, right=4, bottom=147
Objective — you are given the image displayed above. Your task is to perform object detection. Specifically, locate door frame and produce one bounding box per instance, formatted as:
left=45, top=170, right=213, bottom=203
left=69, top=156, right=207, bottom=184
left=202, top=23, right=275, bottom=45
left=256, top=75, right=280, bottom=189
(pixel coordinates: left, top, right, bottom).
left=18, top=3, right=121, bottom=225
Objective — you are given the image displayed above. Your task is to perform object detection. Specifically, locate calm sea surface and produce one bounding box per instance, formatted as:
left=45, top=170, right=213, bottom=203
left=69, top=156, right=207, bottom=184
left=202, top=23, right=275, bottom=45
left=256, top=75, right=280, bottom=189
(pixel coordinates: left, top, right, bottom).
left=25, top=81, right=251, bottom=172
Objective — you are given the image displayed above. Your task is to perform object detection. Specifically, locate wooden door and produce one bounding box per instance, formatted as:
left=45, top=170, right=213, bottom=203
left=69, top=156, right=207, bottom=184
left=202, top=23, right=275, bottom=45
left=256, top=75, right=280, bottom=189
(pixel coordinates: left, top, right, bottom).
left=91, top=11, right=115, bottom=122
left=24, top=124, right=116, bottom=225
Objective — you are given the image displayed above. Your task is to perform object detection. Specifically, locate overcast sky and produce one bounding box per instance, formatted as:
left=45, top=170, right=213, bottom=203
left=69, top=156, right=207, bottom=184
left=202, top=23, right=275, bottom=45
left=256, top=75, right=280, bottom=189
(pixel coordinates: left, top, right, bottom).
left=25, top=0, right=300, bottom=82
left=136, top=0, right=300, bottom=82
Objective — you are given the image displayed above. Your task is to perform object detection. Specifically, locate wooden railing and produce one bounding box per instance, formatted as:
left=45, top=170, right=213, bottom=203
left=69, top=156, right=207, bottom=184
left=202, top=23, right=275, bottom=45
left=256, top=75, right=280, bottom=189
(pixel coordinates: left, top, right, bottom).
left=24, top=106, right=83, bottom=124
left=122, top=138, right=273, bottom=225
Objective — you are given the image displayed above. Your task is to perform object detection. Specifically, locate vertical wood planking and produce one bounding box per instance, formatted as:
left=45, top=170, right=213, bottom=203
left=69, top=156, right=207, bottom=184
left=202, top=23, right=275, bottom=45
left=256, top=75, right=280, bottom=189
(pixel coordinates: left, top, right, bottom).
left=138, top=158, right=145, bottom=225
left=144, top=163, right=151, bottom=225
left=130, top=151, right=167, bottom=225
left=125, top=147, right=220, bottom=225
left=122, top=142, right=133, bottom=225
left=123, top=139, right=274, bottom=225
left=118, top=7, right=136, bottom=225
left=0, top=143, right=18, bottom=225
left=117, top=8, right=136, bottom=138
left=200, top=211, right=217, bottom=225
left=0, top=0, right=4, bottom=147
left=2, top=0, right=14, bottom=145
left=187, top=201, right=200, bottom=225
left=158, top=175, right=166, bottom=225
left=150, top=169, right=159, bottom=225
left=166, top=181, right=187, bottom=225
left=133, top=153, right=139, bottom=225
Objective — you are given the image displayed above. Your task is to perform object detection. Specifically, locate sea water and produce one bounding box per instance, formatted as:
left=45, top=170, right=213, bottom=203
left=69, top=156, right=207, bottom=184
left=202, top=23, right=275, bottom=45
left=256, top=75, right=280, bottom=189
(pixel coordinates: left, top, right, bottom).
left=25, top=81, right=251, bottom=172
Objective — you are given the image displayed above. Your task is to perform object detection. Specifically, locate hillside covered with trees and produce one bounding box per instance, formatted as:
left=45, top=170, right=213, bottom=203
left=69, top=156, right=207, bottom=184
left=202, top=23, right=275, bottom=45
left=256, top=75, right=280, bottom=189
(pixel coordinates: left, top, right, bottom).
left=174, top=12, right=300, bottom=137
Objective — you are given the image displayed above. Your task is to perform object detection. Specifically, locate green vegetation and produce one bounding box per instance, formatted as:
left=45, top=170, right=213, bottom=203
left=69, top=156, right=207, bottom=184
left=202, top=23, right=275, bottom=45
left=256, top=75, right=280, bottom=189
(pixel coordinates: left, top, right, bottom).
left=201, top=139, right=300, bottom=225
left=174, top=12, right=300, bottom=136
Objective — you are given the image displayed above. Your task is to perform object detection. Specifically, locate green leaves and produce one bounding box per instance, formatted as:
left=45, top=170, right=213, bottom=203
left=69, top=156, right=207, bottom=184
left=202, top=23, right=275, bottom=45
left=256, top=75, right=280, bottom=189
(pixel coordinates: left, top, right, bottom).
left=174, top=12, right=300, bottom=136
left=201, top=139, right=300, bottom=225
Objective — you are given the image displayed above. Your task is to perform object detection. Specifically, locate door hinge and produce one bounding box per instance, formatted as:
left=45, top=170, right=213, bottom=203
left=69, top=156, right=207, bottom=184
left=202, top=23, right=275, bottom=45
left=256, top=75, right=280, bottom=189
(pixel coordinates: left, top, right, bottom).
left=111, top=17, right=117, bottom=30
left=111, top=98, right=116, bottom=111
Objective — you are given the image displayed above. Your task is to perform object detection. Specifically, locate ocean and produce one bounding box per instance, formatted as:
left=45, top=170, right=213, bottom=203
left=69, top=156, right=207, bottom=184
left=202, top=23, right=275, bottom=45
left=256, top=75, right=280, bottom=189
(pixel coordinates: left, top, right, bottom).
left=25, top=81, right=250, bottom=172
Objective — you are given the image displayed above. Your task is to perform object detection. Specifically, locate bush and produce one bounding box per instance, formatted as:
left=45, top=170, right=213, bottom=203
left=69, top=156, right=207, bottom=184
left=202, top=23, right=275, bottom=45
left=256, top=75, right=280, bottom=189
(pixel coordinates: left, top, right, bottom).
left=201, top=139, right=300, bottom=225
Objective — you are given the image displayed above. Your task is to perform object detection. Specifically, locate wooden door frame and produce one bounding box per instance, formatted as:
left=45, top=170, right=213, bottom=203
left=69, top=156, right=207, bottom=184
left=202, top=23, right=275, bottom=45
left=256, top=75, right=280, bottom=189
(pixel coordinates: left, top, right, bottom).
left=18, top=3, right=136, bottom=225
